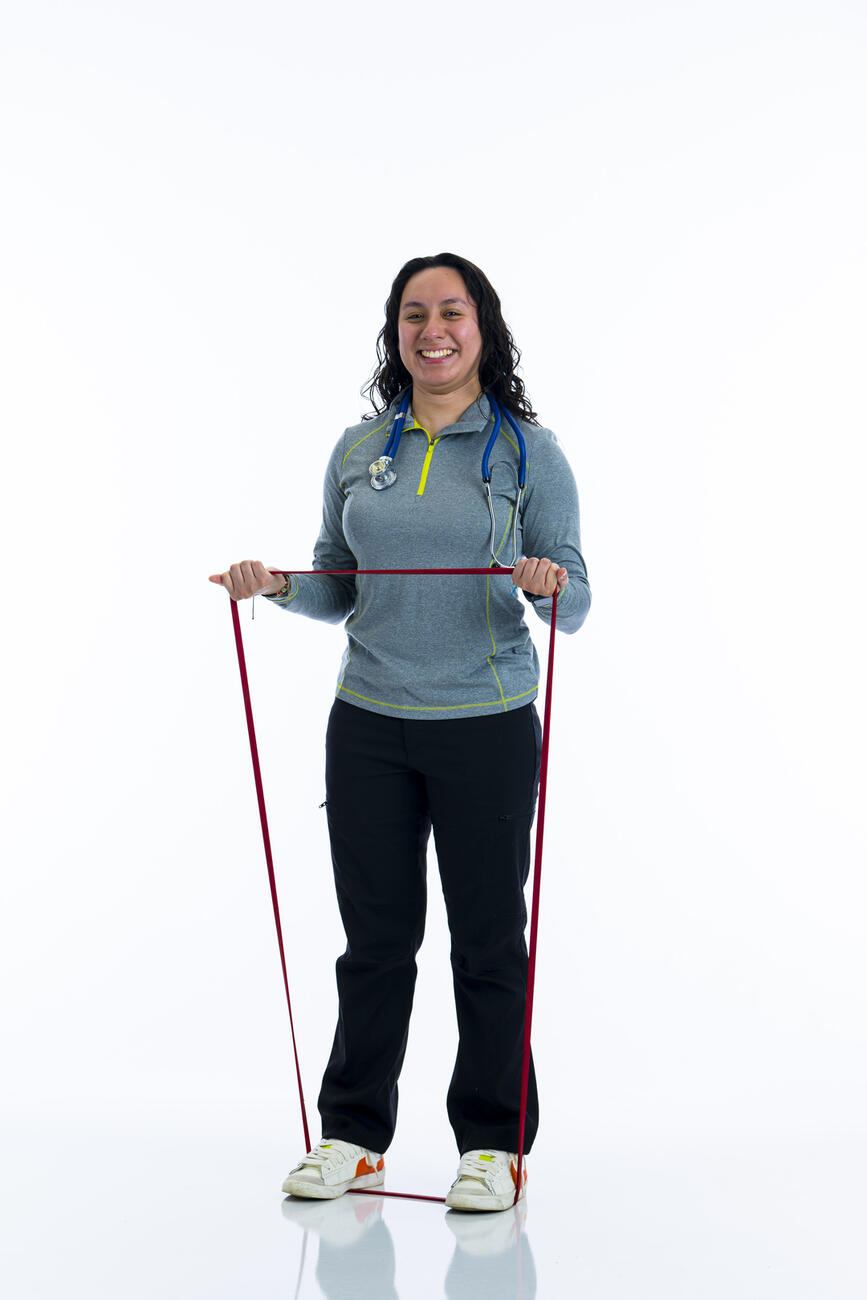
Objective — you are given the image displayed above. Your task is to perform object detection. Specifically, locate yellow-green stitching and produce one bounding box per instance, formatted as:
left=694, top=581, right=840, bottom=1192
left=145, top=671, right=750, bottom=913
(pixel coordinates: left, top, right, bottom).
left=500, top=428, right=519, bottom=456
left=268, top=576, right=299, bottom=606
left=342, top=418, right=388, bottom=466
left=335, top=683, right=538, bottom=712
left=483, top=574, right=508, bottom=707
left=495, top=504, right=514, bottom=561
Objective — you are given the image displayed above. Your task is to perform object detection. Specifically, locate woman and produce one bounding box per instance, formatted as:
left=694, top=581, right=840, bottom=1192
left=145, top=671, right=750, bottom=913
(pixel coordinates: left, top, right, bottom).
left=210, top=253, right=591, bottom=1211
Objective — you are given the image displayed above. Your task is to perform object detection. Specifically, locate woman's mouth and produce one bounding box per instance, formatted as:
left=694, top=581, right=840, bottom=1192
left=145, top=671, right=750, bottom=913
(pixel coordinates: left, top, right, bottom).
left=419, top=348, right=456, bottom=363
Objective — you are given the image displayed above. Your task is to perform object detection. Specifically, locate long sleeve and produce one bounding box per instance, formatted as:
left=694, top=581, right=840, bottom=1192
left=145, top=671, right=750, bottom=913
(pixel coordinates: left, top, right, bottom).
left=264, top=432, right=358, bottom=624
left=518, top=428, right=592, bottom=635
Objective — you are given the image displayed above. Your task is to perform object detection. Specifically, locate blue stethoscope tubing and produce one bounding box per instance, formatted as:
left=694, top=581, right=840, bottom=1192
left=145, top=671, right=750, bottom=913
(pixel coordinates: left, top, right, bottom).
left=368, top=390, right=528, bottom=566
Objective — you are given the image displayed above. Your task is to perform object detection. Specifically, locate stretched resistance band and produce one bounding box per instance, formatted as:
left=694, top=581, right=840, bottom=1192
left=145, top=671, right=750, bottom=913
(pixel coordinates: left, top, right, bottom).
left=227, top=567, right=558, bottom=1207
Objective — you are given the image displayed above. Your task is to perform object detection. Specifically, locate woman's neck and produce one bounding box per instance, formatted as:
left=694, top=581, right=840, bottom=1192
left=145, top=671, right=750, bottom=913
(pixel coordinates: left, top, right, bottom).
left=410, top=381, right=483, bottom=437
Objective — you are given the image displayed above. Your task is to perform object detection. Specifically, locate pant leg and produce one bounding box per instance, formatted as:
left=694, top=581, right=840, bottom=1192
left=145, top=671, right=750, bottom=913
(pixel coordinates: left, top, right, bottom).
left=318, top=700, right=430, bottom=1153
left=406, top=705, right=542, bottom=1155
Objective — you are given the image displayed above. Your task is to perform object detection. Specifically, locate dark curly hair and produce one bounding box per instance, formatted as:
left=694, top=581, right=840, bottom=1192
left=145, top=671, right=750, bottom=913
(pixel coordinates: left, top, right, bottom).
left=361, top=252, right=539, bottom=425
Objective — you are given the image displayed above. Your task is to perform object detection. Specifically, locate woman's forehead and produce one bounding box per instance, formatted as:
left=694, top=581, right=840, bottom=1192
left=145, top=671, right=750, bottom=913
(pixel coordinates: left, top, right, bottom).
left=400, top=266, right=473, bottom=307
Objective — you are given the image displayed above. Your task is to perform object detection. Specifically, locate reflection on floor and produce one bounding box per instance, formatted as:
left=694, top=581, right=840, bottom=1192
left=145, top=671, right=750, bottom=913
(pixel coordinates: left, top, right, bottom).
left=3, top=1113, right=866, bottom=1298
left=281, top=1192, right=536, bottom=1300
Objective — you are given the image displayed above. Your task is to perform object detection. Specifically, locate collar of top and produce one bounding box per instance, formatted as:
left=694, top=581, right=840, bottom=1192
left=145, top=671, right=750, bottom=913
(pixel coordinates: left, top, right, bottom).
left=386, top=391, right=493, bottom=438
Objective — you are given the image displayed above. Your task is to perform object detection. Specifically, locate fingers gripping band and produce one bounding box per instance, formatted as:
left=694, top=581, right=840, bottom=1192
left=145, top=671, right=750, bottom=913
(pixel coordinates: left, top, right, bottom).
left=227, top=568, right=558, bottom=1206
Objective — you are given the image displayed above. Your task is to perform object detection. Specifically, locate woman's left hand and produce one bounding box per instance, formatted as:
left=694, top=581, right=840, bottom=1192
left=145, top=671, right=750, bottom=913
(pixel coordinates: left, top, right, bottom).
left=511, top=556, right=569, bottom=597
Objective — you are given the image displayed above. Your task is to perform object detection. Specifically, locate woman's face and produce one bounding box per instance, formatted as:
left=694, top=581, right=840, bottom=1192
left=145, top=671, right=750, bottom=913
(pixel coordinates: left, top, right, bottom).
left=397, top=267, right=483, bottom=399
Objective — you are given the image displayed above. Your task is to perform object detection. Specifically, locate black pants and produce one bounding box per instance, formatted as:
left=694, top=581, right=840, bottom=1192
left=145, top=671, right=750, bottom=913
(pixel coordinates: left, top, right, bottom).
left=318, top=698, right=542, bottom=1155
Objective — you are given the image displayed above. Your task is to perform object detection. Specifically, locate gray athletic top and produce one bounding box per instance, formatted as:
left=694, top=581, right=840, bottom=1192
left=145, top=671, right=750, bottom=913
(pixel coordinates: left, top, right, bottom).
left=265, top=392, right=591, bottom=719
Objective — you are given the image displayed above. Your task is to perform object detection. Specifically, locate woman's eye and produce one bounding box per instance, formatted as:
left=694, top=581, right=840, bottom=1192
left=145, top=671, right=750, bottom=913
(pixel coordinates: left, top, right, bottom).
left=404, top=310, right=461, bottom=320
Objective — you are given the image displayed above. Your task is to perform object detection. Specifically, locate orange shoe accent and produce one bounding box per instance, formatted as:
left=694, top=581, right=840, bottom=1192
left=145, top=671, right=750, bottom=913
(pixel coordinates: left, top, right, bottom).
left=510, top=1161, right=528, bottom=1188
left=355, top=1156, right=377, bottom=1178
left=375, top=1157, right=385, bottom=1171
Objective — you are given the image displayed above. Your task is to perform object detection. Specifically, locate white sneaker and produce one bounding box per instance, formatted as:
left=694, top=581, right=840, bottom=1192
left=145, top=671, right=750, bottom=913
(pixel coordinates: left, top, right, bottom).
left=445, top=1149, right=527, bottom=1212
left=281, top=1139, right=385, bottom=1200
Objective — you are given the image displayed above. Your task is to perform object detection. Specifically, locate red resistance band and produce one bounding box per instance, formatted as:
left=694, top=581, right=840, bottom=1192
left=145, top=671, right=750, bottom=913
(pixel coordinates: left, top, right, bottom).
left=228, top=567, right=557, bottom=1207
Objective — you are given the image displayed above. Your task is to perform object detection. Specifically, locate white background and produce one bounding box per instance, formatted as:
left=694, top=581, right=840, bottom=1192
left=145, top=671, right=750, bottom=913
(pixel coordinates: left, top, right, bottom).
left=1, top=2, right=865, bottom=1296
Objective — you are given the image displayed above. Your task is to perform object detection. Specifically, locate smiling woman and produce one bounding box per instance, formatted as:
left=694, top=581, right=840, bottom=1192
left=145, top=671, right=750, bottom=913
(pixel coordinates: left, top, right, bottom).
left=209, top=251, right=592, bottom=1212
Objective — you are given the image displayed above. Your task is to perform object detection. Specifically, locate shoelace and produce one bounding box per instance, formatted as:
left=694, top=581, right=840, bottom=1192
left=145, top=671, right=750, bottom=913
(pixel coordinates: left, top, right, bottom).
left=302, top=1141, right=358, bottom=1169
left=458, top=1151, right=510, bottom=1178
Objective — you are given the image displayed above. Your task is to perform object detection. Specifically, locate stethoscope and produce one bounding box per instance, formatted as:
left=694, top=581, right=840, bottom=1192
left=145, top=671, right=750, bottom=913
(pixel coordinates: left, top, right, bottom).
left=368, top=390, right=528, bottom=567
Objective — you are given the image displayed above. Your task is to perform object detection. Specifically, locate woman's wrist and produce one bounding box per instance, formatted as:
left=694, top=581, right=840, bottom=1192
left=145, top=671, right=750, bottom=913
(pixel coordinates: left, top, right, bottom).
left=265, top=574, right=291, bottom=599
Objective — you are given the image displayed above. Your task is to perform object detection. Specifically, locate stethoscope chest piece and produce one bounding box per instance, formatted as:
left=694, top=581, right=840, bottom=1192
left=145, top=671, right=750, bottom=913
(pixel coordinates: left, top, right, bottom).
left=369, top=455, right=397, bottom=490
left=368, top=390, right=411, bottom=490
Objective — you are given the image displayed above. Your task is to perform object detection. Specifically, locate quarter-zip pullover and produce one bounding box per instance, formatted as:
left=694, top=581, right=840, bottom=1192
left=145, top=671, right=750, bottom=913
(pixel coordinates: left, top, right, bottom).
left=265, top=393, right=591, bottom=719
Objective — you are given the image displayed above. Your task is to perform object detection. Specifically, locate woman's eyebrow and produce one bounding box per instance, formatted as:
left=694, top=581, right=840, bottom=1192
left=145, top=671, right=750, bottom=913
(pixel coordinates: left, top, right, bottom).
left=401, top=297, right=469, bottom=309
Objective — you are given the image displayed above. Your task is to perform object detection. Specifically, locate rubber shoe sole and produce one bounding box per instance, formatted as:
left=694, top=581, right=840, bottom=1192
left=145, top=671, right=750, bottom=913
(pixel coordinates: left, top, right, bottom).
left=445, top=1179, right=526, bottom=1212
left=282, top=1165, right=385, bottom=1200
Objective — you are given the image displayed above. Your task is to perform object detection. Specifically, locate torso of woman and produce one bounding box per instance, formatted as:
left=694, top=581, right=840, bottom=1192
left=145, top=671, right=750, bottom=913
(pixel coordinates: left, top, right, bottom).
left=266, top=393, right=591, bottom=720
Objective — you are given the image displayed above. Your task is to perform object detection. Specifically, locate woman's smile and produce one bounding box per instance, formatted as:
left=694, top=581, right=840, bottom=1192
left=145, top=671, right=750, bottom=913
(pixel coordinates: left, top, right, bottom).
left=419, top=347, right=457, bottom=363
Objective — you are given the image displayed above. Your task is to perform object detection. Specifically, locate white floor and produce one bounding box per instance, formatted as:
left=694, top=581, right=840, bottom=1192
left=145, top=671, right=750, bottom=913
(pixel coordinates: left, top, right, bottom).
left=3, top=1108, right=864, bottom=1299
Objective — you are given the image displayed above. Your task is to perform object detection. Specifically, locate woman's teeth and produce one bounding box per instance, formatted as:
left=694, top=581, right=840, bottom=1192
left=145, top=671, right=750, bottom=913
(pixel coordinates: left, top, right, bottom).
left=420, top=349, right=455, bottom=358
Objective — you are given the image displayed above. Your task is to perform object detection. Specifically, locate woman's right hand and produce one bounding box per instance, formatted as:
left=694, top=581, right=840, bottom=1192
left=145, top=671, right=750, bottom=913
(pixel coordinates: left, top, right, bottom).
left=208, top=560, right=286, bottom=601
